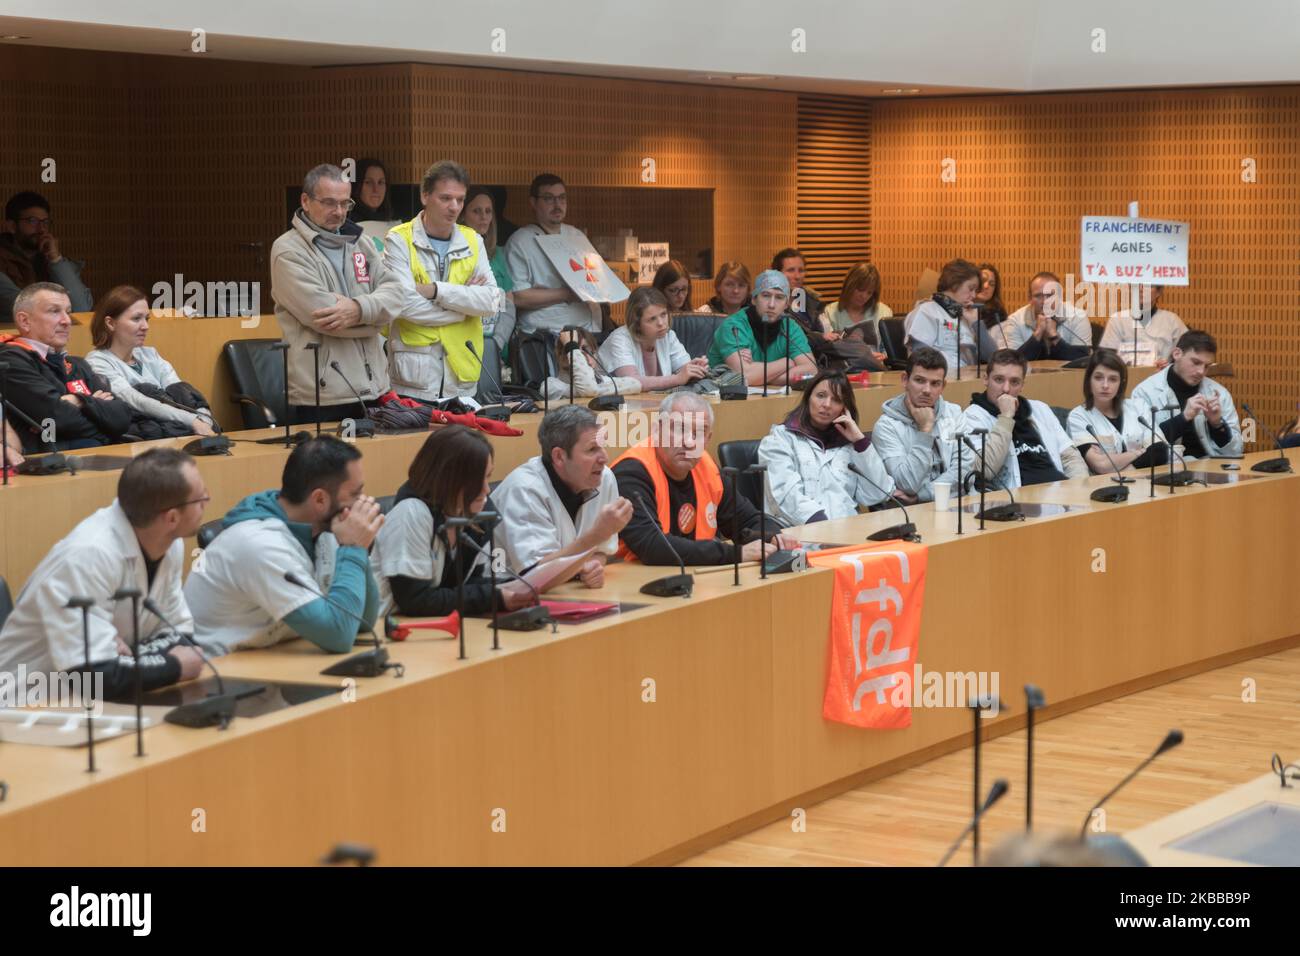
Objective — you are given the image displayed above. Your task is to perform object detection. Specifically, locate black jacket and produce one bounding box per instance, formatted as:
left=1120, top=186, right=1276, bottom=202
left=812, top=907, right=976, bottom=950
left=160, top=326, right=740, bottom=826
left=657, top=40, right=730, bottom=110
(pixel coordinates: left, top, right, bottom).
left=0, top=338, right=133, bottom=451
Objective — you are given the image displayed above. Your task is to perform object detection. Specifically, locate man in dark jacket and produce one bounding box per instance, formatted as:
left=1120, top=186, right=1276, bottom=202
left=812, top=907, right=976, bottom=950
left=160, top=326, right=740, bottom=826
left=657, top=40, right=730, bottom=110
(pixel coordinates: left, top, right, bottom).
left=1, top=191, right=93, bottom=322
left=0, top=281, right=132, bottom=452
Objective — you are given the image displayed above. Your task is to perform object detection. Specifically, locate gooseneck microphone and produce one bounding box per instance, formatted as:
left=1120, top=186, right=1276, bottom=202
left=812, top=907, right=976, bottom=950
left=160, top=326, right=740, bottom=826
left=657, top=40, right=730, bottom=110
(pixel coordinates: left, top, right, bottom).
left=633, top=494, right=694, bottom=597
left=561, top=325, right=581, bottom=406
left=961, top=436, right=1022, bottom=521
left=1024, top=684, right=1045, bottom=831
left=284, top=571, right=404, bottom=678
left=584, top=345, right=626, bottom=412
left=303, top=341, right=322, bottom=436
left=846, top=461, right=918, bottom=542
left=454, top=521, right=557, bottom=634
left=720, top=327, right=749, bottom=401
left=65, top=596, right=98, bottom=772
left=110, top=585, right=146, bottom=757
left=1079, top=729, right=1183, bottom=839
left=1241, top=402, right=1292, bottom=474
left=938, top=779, right=1009, bottom=867
left=252, top=341, right=296, bottom=446
left=329, top=360, right=376, bottom=438
left=1084, top=424, right=1133, bottom=503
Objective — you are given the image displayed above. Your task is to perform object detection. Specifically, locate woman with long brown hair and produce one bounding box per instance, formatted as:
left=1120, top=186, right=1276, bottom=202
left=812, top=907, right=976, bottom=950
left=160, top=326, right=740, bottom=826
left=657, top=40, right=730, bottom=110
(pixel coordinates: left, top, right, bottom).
left=699, top=261, right=752, bottom=315
left=821, top=262, right=893, bottom=346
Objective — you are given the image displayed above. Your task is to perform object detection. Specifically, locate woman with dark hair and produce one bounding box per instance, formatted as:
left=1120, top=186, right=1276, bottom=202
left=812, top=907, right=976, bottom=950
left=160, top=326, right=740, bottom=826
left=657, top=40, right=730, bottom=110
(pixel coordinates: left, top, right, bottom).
left=1066, top=348, right=1167, bottom=475
left=699, top=261, right=752, bottom=315
left=458, top=184, right=516, bottom=351
left=350, top=158, right=399, bottom=244
left=757, top=368, right=899, bottom=525
left=369, top=425, right=537, bottom=618
left=974, top=263, right=1008, bottom=326
left=651, top=259, right=694, bottom=314
left=904, top=258, right=982, bottom=379
left=598, top=287, right=707, bottom=391
left=86, top=285, right=217, bottom=437
left=822, top=262, right=893, bottom=345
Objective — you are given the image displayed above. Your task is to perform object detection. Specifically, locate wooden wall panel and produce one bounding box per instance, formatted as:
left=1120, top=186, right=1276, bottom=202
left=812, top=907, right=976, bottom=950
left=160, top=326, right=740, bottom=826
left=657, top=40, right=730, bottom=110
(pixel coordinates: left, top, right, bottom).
left=796, top=95, right=871, bottom=301
left=872, top=87, right=1300, bottom=446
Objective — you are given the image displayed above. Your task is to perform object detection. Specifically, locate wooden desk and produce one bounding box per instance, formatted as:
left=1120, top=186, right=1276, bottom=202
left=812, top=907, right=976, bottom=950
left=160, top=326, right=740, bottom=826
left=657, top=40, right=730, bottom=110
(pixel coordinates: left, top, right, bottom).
left=0, top=451, right=1295, bottom=865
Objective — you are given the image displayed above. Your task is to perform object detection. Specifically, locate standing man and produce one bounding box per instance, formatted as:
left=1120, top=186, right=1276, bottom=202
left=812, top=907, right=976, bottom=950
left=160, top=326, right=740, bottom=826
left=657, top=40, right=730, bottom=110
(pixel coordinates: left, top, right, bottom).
left=872, top=346, right=965, bottom=503
left=505, top=173, right=601, bottom=335
left=384, top=161, right=502, bottom=403
left=1129, top=330, right=1242, bottom=459
left=0, top=449, right=207, bottom=699
left=271, top=164, right=405, bottom=424
left=1, top=191, right=93, bottom=323
left=995, top=272, right=1093, bottom=361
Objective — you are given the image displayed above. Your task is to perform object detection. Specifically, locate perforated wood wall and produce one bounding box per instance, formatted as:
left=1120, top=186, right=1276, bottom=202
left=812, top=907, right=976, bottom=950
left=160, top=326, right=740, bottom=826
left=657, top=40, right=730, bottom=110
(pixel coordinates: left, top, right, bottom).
left=796, top=96, right=872, bottom=300
left=872, top=87, right=1300, bottom=444
left=1, top=48, right=795, bottom=318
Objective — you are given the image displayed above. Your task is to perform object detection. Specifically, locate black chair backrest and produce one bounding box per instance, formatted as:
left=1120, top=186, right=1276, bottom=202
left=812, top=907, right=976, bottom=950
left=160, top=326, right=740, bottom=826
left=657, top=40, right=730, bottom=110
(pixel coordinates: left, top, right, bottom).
left=879, top=318, right=908, bottom=364
left=510, top=330, right=557, bottom=390
left=197, top=518, right=225, bottom=550
left=672, top=313, right=726, bottom=360
left=1090, top=321, right=1105, bottom=347
left=1051, top=405, right=1071, bottom=431
left=223, top=339, right=288, bottom=428
left=0, top=575, right=12, bottom=630
left=717, top=439, right=764, bottom=511
left=376, top=495, right=396, bottom=515
left=474, top=336, right=507, bottom=405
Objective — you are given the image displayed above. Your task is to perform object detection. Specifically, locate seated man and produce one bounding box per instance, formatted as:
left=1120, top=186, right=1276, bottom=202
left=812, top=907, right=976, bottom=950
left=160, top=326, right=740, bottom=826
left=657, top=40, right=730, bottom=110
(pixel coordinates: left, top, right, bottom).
left=872, top=346, right=965, bottom=502
left=1099, top=284, right=1188, bottom=367
left=0, top=282, right=132, bottom=452
left=995, top=272, right=1092, bottom=361
left=960, top=349, right=1089, bottom=489
left=613, top=391, right=797, bottom=565
left=184, top=436, right=383, bottom=655
left=491, top=404, right=631, bottom=587
left=1129, top=330, right=1242, bottom=459
left=384, top=160, right=502, bottom=403
left=705, top=269, right=818, bottom=388
left=1, top=190, right=93, bottom=323
left=0, top=449, right=206, bottom=700
left=271, top=163, right=405, bottom=424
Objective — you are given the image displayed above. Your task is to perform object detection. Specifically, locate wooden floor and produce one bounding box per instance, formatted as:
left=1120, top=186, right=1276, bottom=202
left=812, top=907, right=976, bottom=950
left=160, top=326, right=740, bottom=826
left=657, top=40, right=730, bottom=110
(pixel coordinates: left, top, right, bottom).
left=681, top=644, right=1300, bottom=867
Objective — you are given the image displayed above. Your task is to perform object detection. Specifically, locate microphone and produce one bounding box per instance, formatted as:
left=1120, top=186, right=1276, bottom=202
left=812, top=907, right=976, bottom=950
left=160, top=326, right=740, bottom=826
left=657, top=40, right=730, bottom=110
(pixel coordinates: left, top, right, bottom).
left=142, top=597, right=263, bottom=729
left=111, top=585, right=147, bottom=757
left=561, top=325, right=582, bottom=406
left=1137, top=414, right=1200, bottom=489
left=283, top=571, right=403, bottom=678
left=254, top=341, right=296, bottom=447
left=453, top=523, right=557, bottom=633
left=1084, top=424, right=1133, bottom=503
left=464, top=339, right=502, bottom=409
left=65, top=595, right=99, bottom=772
left=846, top=461, right=918, bottom=542
left=1024, top=684, right=1045, bottom=831
left=1079, top=729, right=1183, bottom=839
left=583, top=344, right=625, bottom=412
left=1241, top=402, right=1292, bottom=474
left=328, top=360, right=376, bottom=437
left=719, top=327, right=749, bottom=401
left=303, top=341, right=323, bottom=435
left=633, top=494, right=694, bottom=597
left=961, top=436, right=1022, bottom=520
left=937, top=779, right=1009, bottom=867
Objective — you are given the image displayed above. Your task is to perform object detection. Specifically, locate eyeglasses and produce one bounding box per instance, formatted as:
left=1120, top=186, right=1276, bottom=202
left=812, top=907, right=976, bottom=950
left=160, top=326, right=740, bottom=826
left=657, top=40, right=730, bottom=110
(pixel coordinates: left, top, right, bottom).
left=164, top=494, right=211, bottom=512
left=15, top=216, right=50, bottom=228
left=535, top=193, right=567, bottom=204
left=310, top=197, right=356, bottom=212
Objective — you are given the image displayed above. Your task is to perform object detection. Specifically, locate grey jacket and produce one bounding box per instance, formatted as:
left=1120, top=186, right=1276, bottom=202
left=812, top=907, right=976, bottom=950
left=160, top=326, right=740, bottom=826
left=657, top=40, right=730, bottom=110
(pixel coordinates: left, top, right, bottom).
left=270, top=210, right=405, bottom=407
left=871, top=394, right=965, bottom=502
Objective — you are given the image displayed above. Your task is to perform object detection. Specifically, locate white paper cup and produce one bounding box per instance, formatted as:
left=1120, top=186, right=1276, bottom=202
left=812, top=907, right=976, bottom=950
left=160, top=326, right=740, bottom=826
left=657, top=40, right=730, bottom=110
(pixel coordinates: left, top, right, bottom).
left=932, top=481, right=952, bottom=511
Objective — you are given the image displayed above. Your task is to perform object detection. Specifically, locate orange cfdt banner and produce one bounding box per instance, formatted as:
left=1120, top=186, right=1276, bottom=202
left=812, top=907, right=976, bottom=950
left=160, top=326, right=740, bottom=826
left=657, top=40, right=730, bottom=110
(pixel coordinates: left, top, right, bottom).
left=808, top=541, right=928, bottom=729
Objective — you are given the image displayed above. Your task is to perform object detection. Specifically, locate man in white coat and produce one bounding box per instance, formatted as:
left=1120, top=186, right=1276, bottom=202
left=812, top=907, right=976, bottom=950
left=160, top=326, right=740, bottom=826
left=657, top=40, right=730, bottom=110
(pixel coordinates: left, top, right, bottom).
left=872, top=346, right=965, bottom=502
left=492, top=404, right=632, bottom=587
left=960, top=349, right=1090, bottom=490
left=0, top=449, right=206, bottom=699
left=994, top=272, right=1093, bottom=361
left=383, top=160, right=503, bottom=403
left=1129, top=330, right=1242, bottom=460
left=1099, top=284, right=1188, bottom=367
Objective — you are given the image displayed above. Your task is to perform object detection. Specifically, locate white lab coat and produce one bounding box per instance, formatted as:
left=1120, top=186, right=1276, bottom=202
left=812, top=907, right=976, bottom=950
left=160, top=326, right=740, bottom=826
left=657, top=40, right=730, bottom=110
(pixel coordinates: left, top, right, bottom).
left=1099, top=309, right=1188, bottom=364
left=0, top=501, right=192, bottom=674
left=1129, top=367, right=1243, bottom=459
left=491, top=455, right=621, bottom=572
left=757, top=421, right=895, bottom=525
left=1066, top=403, right=1152, bottom=461
left=904, top=299, right=977, bottom=379
left=996, top=304, right=1093, bottom=353
left=597, top=326, right=692, bottom=379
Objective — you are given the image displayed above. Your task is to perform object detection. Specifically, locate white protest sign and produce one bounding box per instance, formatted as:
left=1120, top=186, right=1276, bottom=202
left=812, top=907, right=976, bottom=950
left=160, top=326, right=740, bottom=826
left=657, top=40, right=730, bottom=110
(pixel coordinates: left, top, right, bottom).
left=1080, top=216, right=1189, bottom=286
left=636, top=243, right=669, bottom=284
left=535, top=233, right=631, bottom=303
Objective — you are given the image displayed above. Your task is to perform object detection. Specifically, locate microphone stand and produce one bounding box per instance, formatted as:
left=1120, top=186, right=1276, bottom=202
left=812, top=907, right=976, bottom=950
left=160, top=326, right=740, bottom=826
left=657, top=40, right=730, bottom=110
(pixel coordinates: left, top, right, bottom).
left=254, top=341, right=295, bottom=445
left=1025, top=684, right=1045, bottom=831
left=722, top=466, right=741, bottom=586
left=784, top=316, right=791, bottom=391
left=968, top=693, right=1005, bottom=865
left=977, top=432, right=988, bottom=531
left=112, top=586, right=146, bottom=757
left=476, top=511, right=502, bottom=651
left=954, top=426, right=964, bottom=536
left=938, top=779, right=1009, bottom=867
left=1146, top=411, right=1158, bottom=497
left=762, top=326, right=769, bottom=399
left=0, top=362, right=9, bottom=486
left=744, top=463, right=769, bottom=579
left=441, top=518, right=472, bottom=660
left=304, top=342, right=322, bottom=436
left=66, top=596, right=98, bottom=772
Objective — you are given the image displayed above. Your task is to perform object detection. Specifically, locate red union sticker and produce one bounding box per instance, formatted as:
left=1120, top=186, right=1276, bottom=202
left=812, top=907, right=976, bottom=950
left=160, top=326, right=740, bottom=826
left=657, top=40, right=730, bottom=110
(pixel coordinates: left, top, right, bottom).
left=67, top=379, right=92, bottom=396
left=352, top=252, right=371, bottom=284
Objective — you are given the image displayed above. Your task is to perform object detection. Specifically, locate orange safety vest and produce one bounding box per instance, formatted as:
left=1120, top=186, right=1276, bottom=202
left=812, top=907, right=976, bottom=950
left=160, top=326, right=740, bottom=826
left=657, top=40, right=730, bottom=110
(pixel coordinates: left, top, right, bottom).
left=612, top=439, right=723, bottom=562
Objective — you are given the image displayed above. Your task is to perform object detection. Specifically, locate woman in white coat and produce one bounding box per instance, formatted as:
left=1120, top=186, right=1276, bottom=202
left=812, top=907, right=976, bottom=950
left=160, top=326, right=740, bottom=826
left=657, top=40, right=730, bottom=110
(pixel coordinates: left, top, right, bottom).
left=1066, top=348, right=1168, bottom=475
left=598, top=287, right=709, bottom=391
left=757, top=369, right=898, bottom=526
left=85, top=285, right=218, bottom=437
left=904, top=258, right=983, bottom=379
